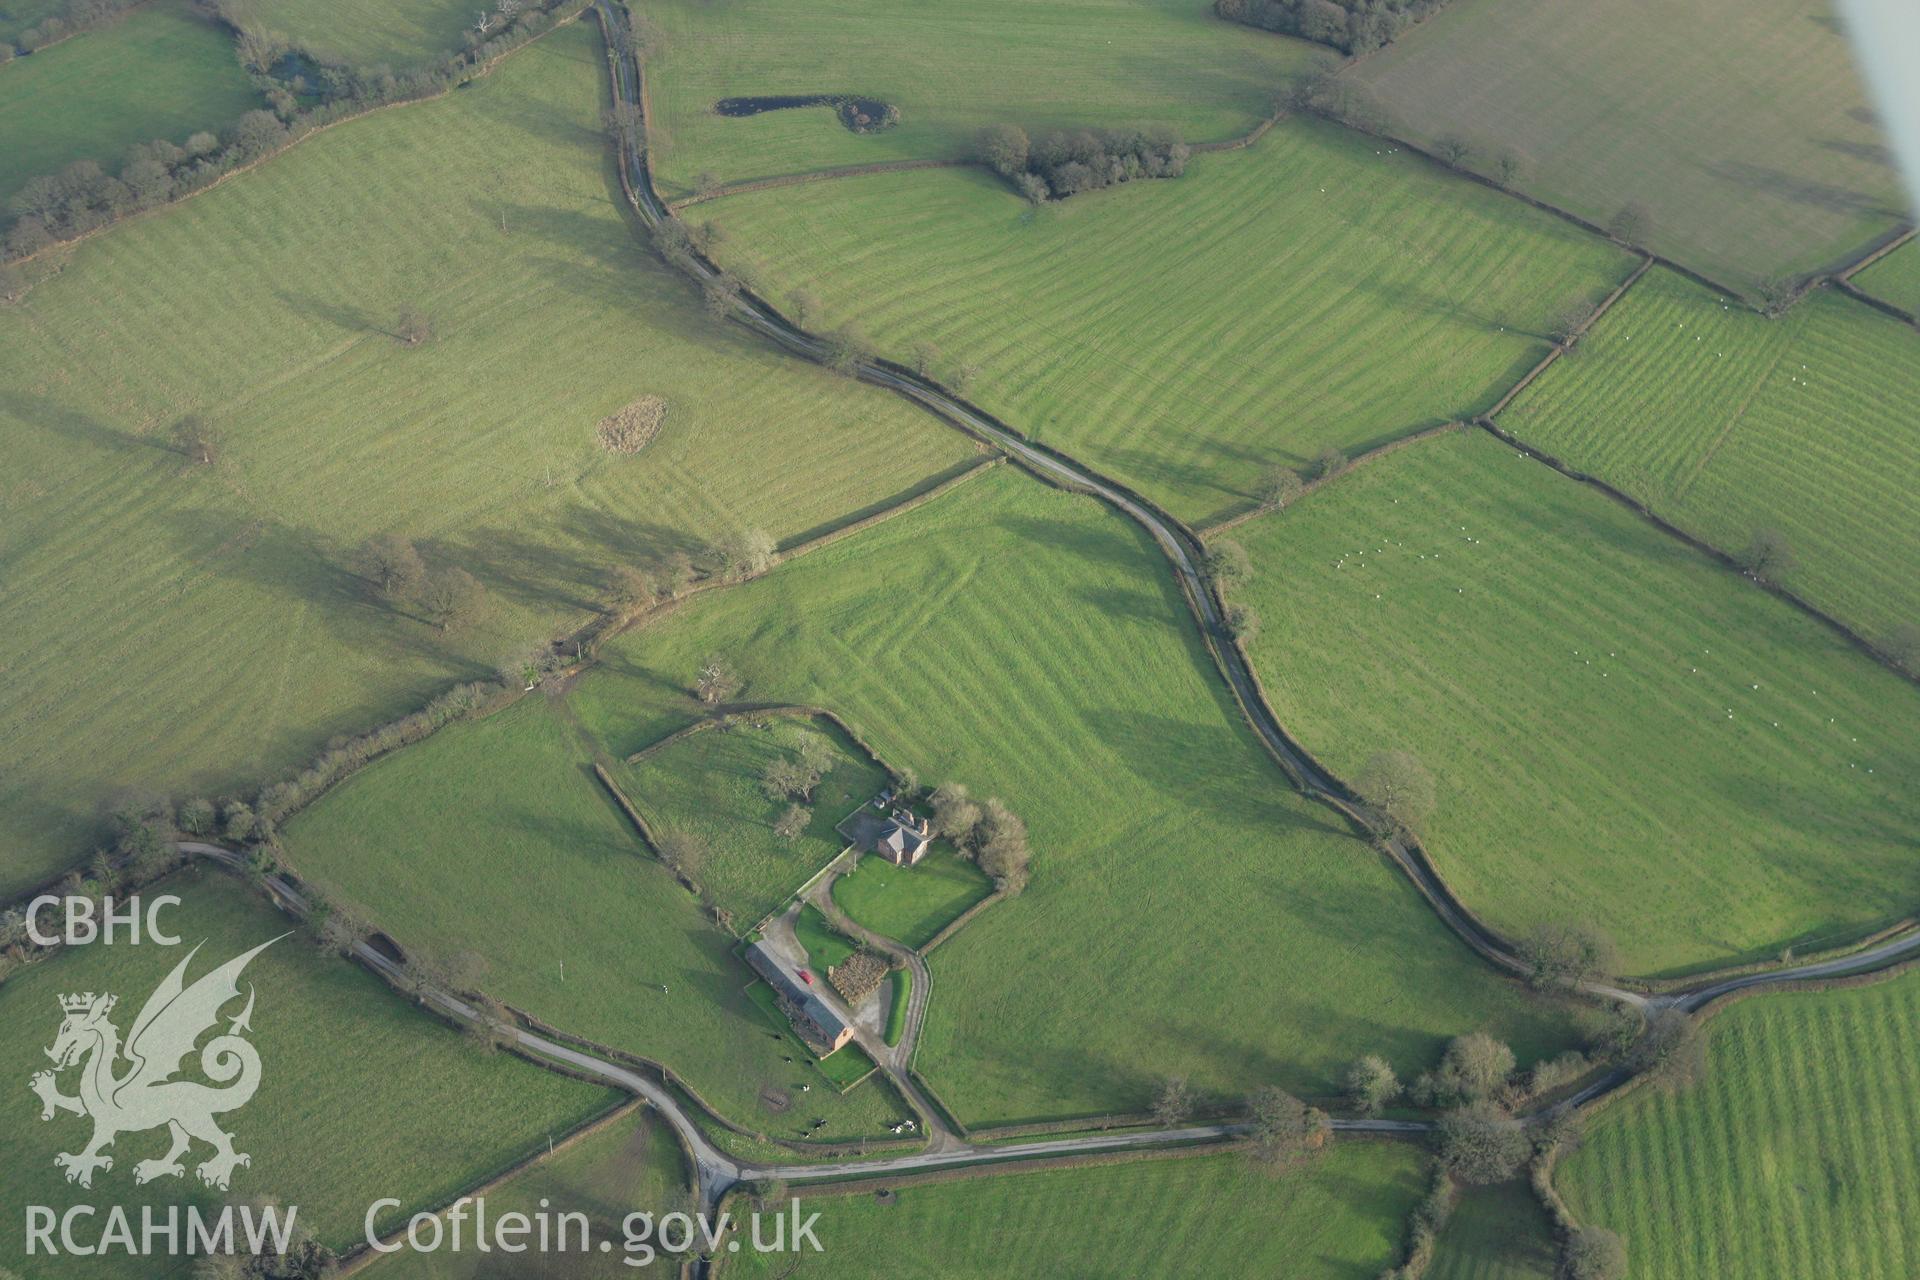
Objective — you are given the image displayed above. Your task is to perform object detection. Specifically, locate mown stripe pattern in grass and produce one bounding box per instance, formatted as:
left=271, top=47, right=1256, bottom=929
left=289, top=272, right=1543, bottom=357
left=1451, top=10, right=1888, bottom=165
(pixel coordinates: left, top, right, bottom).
left=1559, top=970, right=1920, bottom=1280
left=1503, top=268, right=1920, bottom=647
left=688, top=118, right=1633, bottom=525
left=1236, top=430, right=1920, bottom=975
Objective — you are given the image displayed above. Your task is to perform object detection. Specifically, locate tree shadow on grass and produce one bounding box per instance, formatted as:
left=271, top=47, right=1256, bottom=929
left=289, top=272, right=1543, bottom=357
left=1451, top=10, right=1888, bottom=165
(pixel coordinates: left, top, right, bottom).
left=0, top=391, right=166, bottom=458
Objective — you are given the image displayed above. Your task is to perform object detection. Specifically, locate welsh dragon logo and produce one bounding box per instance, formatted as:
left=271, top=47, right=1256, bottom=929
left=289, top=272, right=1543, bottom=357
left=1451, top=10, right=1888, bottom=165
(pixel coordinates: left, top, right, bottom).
left=29, top=936, right=283, bottom=1191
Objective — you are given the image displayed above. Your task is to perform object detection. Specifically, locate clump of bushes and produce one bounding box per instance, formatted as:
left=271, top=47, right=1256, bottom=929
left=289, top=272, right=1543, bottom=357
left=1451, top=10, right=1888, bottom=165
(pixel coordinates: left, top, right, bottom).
left=596, top=395, right=669, bottom=453
left=1214, top=0, right=1450, bottom=55
left=6, top=0, right=144, bottom=57
left=976, top=123, right=1189, bottom=203
left=3, top=0, right=592, bottom=261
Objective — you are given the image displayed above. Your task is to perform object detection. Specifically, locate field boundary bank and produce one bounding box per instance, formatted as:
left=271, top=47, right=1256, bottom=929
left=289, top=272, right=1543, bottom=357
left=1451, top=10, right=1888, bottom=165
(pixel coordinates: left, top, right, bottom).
left=6, top=1, right=594, bottom=271
left=1196, top=253, right=1652, bottom=539
left=669, top=110, right=1284, bottom=213
left=1475, top=414, right=1920, bottom=690
left=1835, top=277, right=1920, bottom=328
left=1197, top=422, right=1466, bottom=539
left=0, top=442, right=999, bottom=915
left=668, top=158, right=968, bottom=210
left=1837, top=226, right=1915, bottom=281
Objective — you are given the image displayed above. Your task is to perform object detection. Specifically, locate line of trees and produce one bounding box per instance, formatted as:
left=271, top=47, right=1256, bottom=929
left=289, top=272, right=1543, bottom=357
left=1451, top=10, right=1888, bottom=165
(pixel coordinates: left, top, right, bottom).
left=1214, top=0, right=1451, bottom=56
left=3, top=0, right=592, bottom=263
left=2, top=0, right=142, bottom=58
left=929, top=781, right=1032, bottom=894
left=976, top=123, right=1190, bottom=204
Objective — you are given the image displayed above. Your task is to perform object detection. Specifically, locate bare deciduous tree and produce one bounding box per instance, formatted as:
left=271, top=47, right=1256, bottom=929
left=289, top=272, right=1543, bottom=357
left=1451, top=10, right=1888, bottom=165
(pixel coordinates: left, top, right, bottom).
left=695, top=655, right=740, bottom=705
left=421, top=567, right=486, bottom=630
left=1737, top=526, right=1795, bottom=583
left=395, top=307, right=433, bottom=348
left=1150, top=1074, right=1194, bottom=1126
left=171, top=415, right=222, bottom=465
left=358, top=534, right=426, bottom=602
left=1355, top=749, right=1436, bottom=834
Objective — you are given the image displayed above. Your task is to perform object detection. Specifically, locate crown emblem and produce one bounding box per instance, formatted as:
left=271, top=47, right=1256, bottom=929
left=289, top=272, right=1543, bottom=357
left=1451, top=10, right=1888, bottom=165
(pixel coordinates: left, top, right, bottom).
left=59, top=992, right=113, bottom=1015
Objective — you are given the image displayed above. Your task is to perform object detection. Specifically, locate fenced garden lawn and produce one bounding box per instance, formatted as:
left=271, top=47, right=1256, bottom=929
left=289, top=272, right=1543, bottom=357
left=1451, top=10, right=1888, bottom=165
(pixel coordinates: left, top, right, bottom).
left=1558, top=970, right=1920, bottom=1280
left=686, top=117, right=1633, bottom=526
left=0, top=20, right=971, bottom=898
left=718, top=1141, right=1425, bottom=1278
left=620, top=713, right=887, bottom=929
left=282, top=694, right=914, bottom=1143
left=365, top=1104, right=692, bottom=1277
left=833, top=847, right=993, bottom=949
left=0, top=872, right=619, bottom=1278
left=1501, top=269, right=1920, bottom=646
left=567, top=466, right=1582, bottom=1124
left=1352, top=0, right=1905, bottom=291
left=0, top=0, right=261, bottom=204
left=638, top=0, right=1318, bottom=195
left=1234, top=429, right=1920, bottom=976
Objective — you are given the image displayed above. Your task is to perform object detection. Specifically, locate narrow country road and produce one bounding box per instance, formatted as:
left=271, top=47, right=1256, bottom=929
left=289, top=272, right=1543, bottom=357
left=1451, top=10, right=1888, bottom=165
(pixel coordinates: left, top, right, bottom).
left=591, top=2, right=1535, bottom=992
left=140, top=11, right=1920, bottom=1258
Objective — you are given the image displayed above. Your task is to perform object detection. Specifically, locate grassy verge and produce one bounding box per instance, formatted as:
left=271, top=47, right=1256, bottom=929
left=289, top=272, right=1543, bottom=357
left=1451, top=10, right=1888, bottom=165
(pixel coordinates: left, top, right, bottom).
left=884, top=970, right=911, bottom=1046
left=1235, top=429, right=1920, bottom=976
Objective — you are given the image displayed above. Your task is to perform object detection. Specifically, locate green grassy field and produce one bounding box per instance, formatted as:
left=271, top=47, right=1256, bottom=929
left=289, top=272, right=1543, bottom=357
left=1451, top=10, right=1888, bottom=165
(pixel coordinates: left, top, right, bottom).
left=566, top=467, right=1579, bottom=1123
left=1234, top=430, right=1920, bottom=976
left=0, top=871, right=619, bottom=1278
left=1428, top=1181, right=1556, bottom=1280
left=0, top=0, right=260, bottom=204
left=721, top=1142, right=1424, bottom=1278
left=1854, top=239, right=1920, bottom=315
left=1559, top=970, right=1920, bottom=1280
left=687, top=117, right=1632, bottom=525
left=1352, top=0, right=1906, bottom=291
left=0, top=19, right=972, bottom=897
left=1501, top=269, right=1920, bottom=646
left=832, top=848, right=992, bottom=949
left=282, top=693, right=914, bottom=1142
left=621, top=715, right=885, bottom=928
left=232, top=0, right=475, bottom=67
left=640, top=0, right=1318, bottom=195
left=364, top=1104, right=693, bottom=1277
